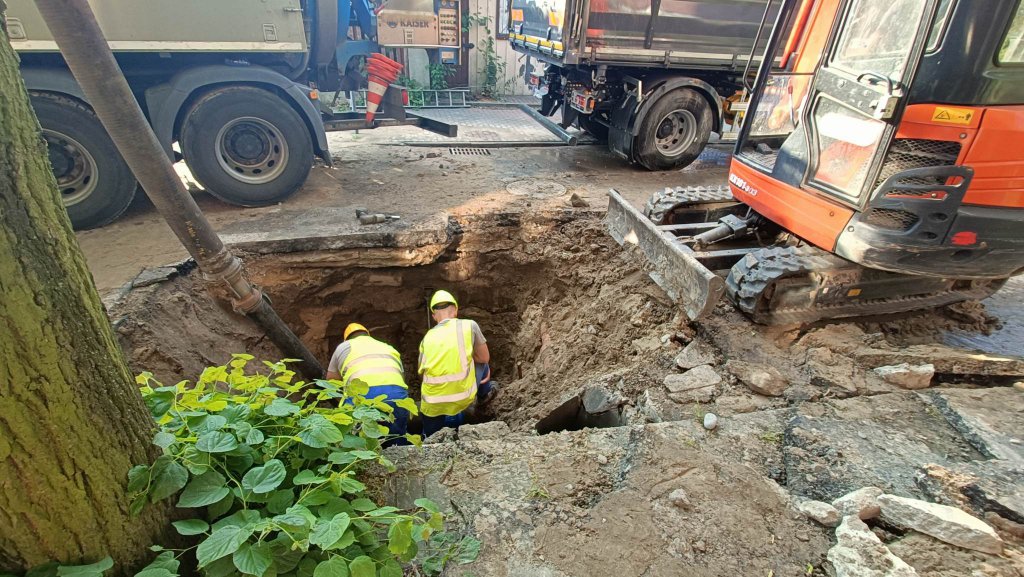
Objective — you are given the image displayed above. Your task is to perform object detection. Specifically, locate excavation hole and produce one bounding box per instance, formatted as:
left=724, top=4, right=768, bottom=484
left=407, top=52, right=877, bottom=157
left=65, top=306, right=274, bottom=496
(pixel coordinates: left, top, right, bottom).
left=111, top=214, right=681, bottom=433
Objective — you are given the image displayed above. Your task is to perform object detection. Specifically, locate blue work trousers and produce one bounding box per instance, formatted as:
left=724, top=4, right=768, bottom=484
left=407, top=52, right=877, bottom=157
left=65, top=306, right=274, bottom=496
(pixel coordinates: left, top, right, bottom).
left=421, top=364, right=491, bottom=438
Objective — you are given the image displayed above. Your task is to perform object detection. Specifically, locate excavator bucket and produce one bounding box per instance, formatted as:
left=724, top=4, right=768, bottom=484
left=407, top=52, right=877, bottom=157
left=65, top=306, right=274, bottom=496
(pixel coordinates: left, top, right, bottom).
left=606, top=189, right=725, bottom=320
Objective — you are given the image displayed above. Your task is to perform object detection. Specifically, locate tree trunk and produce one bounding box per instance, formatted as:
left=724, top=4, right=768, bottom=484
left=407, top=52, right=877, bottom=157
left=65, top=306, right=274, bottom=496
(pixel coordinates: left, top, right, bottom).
left=0, top=19, right=169, bottom=575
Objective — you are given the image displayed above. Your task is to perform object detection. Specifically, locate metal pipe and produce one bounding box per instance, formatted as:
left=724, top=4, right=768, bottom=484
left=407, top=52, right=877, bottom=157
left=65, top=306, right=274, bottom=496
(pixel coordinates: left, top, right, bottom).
left=517, top=103, right=579, bottom=146
left=32, top=0, right=324, bottom=379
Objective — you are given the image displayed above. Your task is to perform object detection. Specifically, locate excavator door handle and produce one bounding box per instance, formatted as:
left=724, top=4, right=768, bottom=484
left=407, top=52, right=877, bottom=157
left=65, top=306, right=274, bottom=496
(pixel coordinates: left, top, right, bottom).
left=856, top=72, right=900, bottom=120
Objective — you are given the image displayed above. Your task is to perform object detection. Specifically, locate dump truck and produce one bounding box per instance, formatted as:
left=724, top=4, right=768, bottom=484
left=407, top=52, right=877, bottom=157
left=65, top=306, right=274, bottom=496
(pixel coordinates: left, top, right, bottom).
left=508, top=0, right=779, bottom=171
left=608, top=0, right=1024, bottom=324
left=6, top=0, right=465, bottom=229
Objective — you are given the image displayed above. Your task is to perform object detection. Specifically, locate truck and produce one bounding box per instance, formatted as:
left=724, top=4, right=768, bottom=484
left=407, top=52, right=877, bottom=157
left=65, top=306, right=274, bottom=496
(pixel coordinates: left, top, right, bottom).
left=507, top=0, right=777, bottom=171
left=5, top=0, right=465, bottom=229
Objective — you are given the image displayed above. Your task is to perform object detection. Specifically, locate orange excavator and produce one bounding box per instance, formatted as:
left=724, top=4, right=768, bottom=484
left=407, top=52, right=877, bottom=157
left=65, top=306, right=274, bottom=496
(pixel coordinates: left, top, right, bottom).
left=608, top=0, right=1024, bottom=324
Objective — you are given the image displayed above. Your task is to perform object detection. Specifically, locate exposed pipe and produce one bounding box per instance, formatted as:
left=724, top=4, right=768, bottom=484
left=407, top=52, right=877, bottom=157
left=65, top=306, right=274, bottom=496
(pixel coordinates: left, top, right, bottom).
left=517, top=103, right=579, bottom=146
left=32, top=0, right=325, bottom=380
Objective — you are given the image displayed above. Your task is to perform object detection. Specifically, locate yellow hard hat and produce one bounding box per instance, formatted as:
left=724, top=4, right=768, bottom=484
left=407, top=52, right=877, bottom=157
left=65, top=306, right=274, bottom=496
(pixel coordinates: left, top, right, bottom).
left=429, top=290, right=458, bottom=310
left=343, top=323, right=369, bottom=340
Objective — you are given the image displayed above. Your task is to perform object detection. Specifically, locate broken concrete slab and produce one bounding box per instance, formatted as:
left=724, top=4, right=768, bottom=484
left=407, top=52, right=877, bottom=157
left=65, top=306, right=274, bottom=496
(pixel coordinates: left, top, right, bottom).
left=726, top=360, right=787, bottom=397
left=381, top=422, right=828, bottom=577
left=917, top=461, right=1024, bottom=525
left=873, top=363, right=934, bottom=390
left=459, top=421, right=512, bottom=441
left=784, top=393, right=984, bottom=502
left=924, top=388, right=1024, bottom=463
left=674, top=340, right=716, bottom=370
left=797, top=500, right=841, bottom=527
left=853, top=345, right=1024, bottom=377
left=664, top=364, right=721, bottom=404
left=878, top=494, right=1004, bottom=555
left=131, top=265, right=180, bottom=288
left=833, top=486, right=883, bottom=520
left=827, top=516, right=918, bottom=577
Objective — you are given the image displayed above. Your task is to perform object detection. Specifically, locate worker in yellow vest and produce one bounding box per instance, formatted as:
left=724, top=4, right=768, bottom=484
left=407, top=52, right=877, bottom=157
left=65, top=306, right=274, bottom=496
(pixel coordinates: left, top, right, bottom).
left=326, top=323, right=410, bottom=444
left=417, top=290, right=494, bottom=437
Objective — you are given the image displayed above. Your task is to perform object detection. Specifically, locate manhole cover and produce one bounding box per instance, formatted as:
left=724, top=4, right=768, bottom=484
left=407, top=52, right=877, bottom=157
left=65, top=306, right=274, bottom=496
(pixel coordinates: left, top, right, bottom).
left=449, top=147, right=492, bottom=156
left=505, top=178, right=567, bottom=198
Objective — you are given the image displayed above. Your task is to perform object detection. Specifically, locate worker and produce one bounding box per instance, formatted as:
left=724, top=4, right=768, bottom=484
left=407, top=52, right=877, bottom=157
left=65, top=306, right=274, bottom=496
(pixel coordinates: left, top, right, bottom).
left=325, top=323, right=409, bottom=444
left=418, top=290, right=494, bottom=437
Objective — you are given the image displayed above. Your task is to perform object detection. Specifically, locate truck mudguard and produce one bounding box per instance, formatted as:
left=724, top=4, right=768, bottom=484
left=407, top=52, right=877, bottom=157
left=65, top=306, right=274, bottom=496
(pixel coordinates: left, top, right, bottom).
left=145, top=65, right=331, bottom=163
left=20, top=67, right=88, bottom=101
left=630, top=76, right=723, bottom=137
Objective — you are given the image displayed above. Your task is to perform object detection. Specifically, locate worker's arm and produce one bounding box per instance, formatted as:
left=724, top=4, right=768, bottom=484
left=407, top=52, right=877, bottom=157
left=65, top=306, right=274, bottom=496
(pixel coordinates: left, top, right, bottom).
left=470, top=321, right=490, bottom=364
left=325, top=370, right=341, bottom=381
left=324, top=343, right=349, bottom=382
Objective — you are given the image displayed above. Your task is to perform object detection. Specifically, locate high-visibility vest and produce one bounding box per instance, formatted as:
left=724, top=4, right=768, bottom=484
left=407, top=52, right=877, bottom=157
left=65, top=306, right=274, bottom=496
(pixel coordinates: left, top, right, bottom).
left=339, top=335, right=407, bottom=393
left=418, top=319, right=476, bottom=417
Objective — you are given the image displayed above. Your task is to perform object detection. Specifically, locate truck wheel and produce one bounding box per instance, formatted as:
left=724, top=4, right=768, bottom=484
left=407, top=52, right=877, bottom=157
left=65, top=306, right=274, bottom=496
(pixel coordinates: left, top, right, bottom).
left=31, top=93, right=137, bottom=229
left=180, top=87, right=313, bottom=207
left=634, top=88, right=713, bottom=171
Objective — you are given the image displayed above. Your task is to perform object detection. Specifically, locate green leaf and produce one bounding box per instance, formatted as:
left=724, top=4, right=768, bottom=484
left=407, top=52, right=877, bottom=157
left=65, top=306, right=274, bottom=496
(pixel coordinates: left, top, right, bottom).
left=145, top=390, right=175, bottom=419
left=284, top=504, right=317, bottom=527
left=149, top=456, right=189, bottom=503
left=297, top=416, right=345, bottom=449
left=153, top=432, right=177, bottom=449
left=139, top=552, right=179, bottom=575
left=378, top=560, right=402, bottom=577
left=196, top=525, right=255, bottom=568
left=172, top=518, right=210, bottom=535
left=414, top=498, right=439, bottom=513
left=349, top=499, right=377, bottom=512
left=326, top=452, right=357, bottom=466
left=25, top=562, right=58, bottom=577
left=208, top=491, right=235, bottom=520
left=241, top=459, right=286, bottom=494
left=196, top=431, right=239, bottom=453
left=178, top=471, right=231, bottom=508
left=127, top=465, right=150, bottom=494
left=133, top=569, right=174, bottom=577
left=312, top=558, right=348, bottom=577
left=296, top=558, right=319, bottom=577
left=457, top=536, right=482, bottom=564
left=271, top=513, right=308, bottom=529
left=367, top=507, right=399, bottom=517
left=325, top=529, right=355, bottom=551
left=387, top=520, right=413, bottom=556
left=347, top=557, right=375, bottom=577
left=298, top=488, right=334, bottom=506
left=181, top=446, right=213, bottom=475
left=57, top=557, right=113, bottom=577
left=341, top=435, right=367, bottom=449
left=232, top=542, right=273, bottom=576
left=309, top=513, right=351, bottom=549
left=266, top=489, right=294, bottom=514
left=265, top=398, right=300, bottom=417
left=293, top=470, right=328, bottom=485
left=203, top=557, right=237, bottom=577
left=213, top=509, right=261, bottom=530
left=245, top=428, right=265, bottom=445
left=220, top=404, right=251, bottom=424
left=393, top=397, right=418, bottom=416
left=196, top=415, right=228, bottom=433
left=335, top=477, right=365, bottom=494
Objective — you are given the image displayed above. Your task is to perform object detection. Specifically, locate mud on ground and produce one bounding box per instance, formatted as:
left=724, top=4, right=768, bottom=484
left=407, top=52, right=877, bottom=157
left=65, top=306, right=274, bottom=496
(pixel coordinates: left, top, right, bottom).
left=106, top=209, right=1024, bottom=576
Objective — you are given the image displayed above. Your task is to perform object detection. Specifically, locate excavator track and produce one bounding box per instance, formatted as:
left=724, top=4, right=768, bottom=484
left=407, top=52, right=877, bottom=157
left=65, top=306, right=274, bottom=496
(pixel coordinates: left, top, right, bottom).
left=644, top=185, right=735, bottom=224
left=726, top=245, right=1006, bottom=325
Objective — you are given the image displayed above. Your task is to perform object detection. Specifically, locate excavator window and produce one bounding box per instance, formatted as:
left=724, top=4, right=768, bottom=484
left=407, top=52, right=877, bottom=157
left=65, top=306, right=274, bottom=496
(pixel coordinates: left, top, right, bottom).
left=999, top=2, right=1024, bottom=63
left=830, top=0, right=927, bottom=80
left=925, top=0, right=955, bottom=52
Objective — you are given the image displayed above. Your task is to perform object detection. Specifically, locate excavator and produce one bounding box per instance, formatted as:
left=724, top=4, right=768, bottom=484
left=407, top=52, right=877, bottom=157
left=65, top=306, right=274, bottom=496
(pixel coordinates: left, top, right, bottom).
left=608, top=0, right=1024, bottom=325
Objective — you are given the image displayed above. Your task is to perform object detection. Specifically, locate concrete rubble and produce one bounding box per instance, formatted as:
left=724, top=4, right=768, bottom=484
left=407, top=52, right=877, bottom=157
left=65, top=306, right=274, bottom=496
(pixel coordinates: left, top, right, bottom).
left=674, top=340, right=716, bottom=370
left=833, top=487, right=883, bottom=520
left=872, top=363, right=935, bottom=390
left=878, top=494, right=1005, bottom=555
left=663, top=364, right=721, bottom=404
left=827, top=516, right=919, bottom=577
left=798, top=499, right=841, bottom=527
left=725, top=360, right=788, bottom=397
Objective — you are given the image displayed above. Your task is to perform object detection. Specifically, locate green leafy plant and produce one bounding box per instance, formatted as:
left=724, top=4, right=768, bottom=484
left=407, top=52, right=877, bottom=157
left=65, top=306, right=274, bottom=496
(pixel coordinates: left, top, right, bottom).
left=463, top=13, right=515, bottom=98
left=428, top=63, right=453, bottom=90
left=128, top=355, right=479, bottom=577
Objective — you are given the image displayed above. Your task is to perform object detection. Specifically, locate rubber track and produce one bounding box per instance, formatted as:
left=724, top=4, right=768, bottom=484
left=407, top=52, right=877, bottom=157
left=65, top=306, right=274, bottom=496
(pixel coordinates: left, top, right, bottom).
left=725, top=245, right=1003, bottom=325
left=644, top=184, right=734, bottom=224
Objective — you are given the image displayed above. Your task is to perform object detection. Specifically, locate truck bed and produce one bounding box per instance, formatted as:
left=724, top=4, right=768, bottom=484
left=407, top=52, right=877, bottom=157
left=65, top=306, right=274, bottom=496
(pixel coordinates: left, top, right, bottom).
left=509, top=0, right=775, bottom=70
left=5, top=0, right=307, bottom=53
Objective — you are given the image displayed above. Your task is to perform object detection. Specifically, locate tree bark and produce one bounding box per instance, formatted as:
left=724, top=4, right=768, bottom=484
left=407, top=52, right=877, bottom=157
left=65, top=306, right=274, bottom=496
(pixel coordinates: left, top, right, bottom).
left=0, top=22, right=169, bottom=574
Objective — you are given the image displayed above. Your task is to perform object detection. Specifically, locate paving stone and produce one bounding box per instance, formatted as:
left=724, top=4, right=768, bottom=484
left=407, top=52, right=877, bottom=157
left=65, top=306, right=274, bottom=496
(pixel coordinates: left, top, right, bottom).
left=827, top=516, right=918, bottom=577
left=832, top=487, right=883, bottom=520
left=872, top=363, right=934, bottom=390
left=878, top=494, right=1004, bottom=555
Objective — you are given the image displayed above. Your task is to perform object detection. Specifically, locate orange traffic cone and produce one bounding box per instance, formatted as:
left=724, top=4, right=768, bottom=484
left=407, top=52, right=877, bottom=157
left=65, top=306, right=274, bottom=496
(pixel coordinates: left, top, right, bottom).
left=365, top=53, right=403, bottom=124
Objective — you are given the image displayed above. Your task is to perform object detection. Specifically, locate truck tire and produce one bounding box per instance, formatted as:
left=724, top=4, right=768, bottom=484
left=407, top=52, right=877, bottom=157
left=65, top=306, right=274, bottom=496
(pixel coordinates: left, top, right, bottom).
left=180, top=87, right=313, bottom=207
left=634, top=88, right=713, bottom=171
left=31, top=92, right=137, bottom=229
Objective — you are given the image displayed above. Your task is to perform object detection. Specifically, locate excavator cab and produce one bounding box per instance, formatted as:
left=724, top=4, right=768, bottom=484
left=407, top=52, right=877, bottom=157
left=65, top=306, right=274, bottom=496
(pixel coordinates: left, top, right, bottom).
left=608, top=0, right=1024, bottom=324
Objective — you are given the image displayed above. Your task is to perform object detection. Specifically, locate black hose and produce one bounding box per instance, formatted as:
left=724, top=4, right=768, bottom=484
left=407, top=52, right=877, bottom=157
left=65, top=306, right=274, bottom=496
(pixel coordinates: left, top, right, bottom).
left=32, top=0, right=324, bottom=379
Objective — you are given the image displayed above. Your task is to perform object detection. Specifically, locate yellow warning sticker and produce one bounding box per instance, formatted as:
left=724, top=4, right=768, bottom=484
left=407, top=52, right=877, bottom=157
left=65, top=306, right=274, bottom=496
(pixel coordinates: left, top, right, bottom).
left=931, top=106, right=975, bottom=125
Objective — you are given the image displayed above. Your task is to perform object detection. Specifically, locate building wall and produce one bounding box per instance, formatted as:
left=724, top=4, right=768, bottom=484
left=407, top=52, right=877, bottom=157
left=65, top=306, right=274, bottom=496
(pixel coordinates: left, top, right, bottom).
left=464, top=0, right=532, bottom=96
